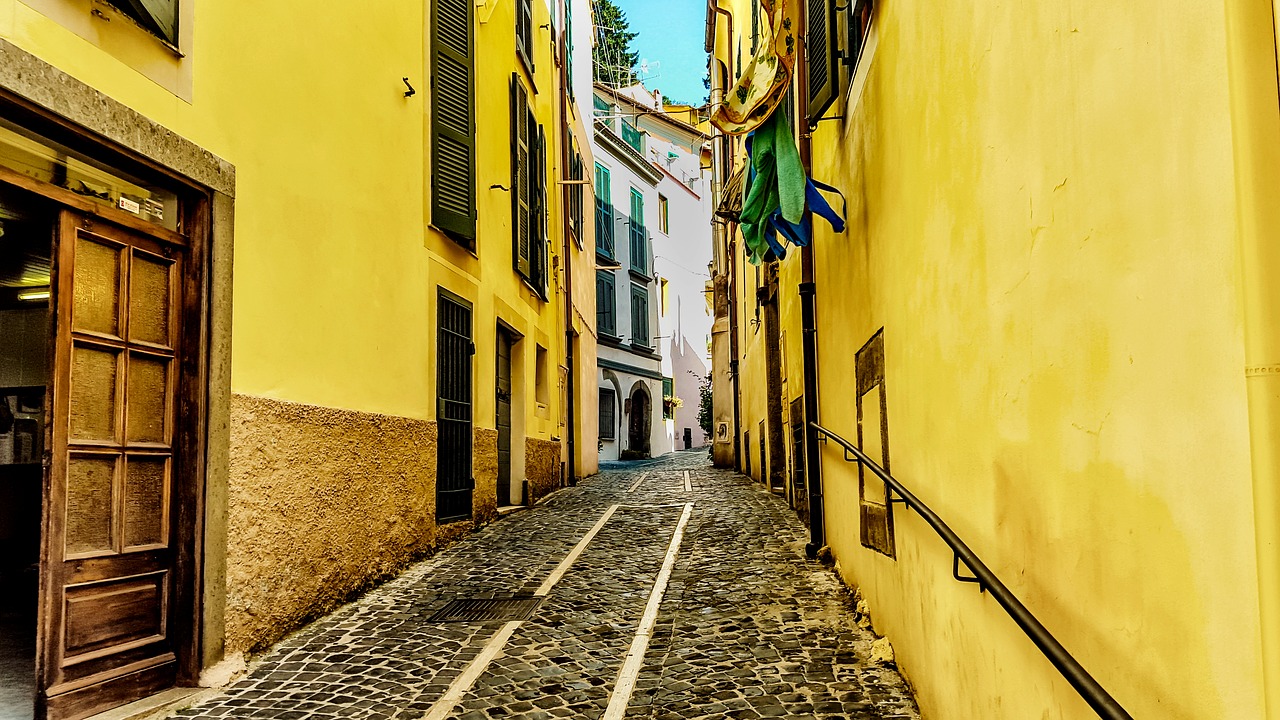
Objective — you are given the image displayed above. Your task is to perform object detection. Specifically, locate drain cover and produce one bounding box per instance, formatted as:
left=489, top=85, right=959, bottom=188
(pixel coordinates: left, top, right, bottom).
left=429, top=596, right=544, bottom=623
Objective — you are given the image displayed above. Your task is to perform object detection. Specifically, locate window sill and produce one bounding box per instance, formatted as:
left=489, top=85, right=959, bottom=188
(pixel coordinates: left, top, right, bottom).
left=629, top=268, right=652, bottom=283
left=599, top=333, right=624, bottom=347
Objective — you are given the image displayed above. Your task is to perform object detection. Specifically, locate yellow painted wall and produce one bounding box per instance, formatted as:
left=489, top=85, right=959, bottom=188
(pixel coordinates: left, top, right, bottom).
left=0, top=0, right=570, bottom=441
left=716, top=0, right=1268, bottom=717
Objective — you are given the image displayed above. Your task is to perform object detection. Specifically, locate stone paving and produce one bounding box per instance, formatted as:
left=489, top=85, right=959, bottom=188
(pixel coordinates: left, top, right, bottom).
left=173, top=451, right=918, bottom=720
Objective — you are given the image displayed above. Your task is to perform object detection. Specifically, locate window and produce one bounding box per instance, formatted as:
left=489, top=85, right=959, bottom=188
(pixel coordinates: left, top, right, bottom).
left=596, top=271, right=617, bottom=336
left=511, top=74, right=548, bottom=292
left=659, top=277, right=669, bottom=316
left=630, top=283, right=649, bottom=347
left=432, top=0, right=478, bottom=246
left=621, top=121, right=644, bottom=154
left=109, top=0, right=178, bottom=45
left=568, top=138, right=584, bottom=249
left=535, top=344, right=549, bottom=406
left=594, top=95, right=616, bottom=129
left=662, top=377, right=675, bottom=420
left=599, top=388, right=617, bottom=439
left=595, top=163, right=614, bottom=257
left=658, top=194, right=669, bottom=234
left=840, top=0, right=875, bottom=91
left=516, top=0, right=534, bottom=71
left=807, top=0, right=839, bottom=126
left=629, top=189, right=647, bottom=276
left=564, top=0, right=575, bottom=101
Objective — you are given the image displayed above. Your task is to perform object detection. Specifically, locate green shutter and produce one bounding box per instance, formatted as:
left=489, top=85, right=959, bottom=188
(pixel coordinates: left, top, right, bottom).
left=511, top=75, right=532, bottom=277
left=432, top=0, right=478, bottom=244
left=533, top=123, right=548, bottom=291
left=517, top=0, right=534, bottom=71
left=807, top=0, right=839, bottom=126
left=113, top=0, right=178, bottom=44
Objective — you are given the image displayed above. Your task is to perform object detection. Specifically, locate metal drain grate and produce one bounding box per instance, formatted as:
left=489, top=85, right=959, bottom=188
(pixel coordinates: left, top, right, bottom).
left=428, top=596, right=544, bottom=623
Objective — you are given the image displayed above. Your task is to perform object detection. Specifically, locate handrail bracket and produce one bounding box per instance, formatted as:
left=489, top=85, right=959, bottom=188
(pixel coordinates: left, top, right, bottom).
left=953, top=553, right=987, bottom=594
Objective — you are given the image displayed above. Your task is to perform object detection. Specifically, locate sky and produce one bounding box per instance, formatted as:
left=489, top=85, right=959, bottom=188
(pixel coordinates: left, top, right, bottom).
left=610, top=0, right=710, bottom=106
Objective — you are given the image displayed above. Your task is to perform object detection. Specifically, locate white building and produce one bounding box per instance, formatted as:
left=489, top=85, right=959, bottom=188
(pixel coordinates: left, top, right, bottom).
left=595, top=84, right=714, bottom=454
left=591, top=92, right=665, bottom=461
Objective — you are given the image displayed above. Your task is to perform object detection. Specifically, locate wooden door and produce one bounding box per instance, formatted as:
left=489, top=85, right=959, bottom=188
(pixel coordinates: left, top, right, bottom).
left=495, top=328, right=513, bottom=506
left=38, top=212, right=185, bottom=720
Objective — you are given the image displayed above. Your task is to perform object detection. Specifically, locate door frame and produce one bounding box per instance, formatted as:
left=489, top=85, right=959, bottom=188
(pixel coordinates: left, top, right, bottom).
left=0, top=85, right=219, bottom=708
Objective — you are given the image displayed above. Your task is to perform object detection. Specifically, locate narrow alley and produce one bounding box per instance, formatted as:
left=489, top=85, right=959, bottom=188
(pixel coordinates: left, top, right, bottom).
left=170, top=452, right=917, bottom=720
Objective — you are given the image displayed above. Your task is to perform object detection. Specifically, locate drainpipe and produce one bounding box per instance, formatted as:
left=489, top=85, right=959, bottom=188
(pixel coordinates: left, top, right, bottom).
left=1224, top=0, right=1280, bottom=714
left=795, top=3, right=825, bottom=558
left=560, top=12, right=578, bottom=487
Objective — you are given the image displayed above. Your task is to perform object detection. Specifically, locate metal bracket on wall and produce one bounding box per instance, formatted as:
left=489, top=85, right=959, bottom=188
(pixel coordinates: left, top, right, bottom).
left=953, top=553, right=986, bottom=594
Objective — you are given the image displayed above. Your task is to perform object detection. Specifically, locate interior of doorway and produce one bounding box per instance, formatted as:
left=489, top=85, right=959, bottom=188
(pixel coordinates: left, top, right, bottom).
left=0, top=184, right=53, bottom=720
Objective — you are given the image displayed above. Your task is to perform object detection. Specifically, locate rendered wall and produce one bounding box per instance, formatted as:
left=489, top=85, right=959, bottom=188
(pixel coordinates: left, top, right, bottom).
left=797, top=1, right=1266, bottom=718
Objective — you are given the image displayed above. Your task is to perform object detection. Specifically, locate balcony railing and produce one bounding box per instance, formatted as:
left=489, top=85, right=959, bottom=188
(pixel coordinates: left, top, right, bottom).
left=810, top=422, right=1133, bottom=720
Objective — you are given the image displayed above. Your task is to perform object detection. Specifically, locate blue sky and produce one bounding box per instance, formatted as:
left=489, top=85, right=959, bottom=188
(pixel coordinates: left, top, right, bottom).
left=611, top=0, right=709, bottom=105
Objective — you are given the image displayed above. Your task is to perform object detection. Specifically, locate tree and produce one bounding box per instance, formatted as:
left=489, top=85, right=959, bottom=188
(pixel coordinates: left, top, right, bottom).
left=593, top=0, right=639, bottom=86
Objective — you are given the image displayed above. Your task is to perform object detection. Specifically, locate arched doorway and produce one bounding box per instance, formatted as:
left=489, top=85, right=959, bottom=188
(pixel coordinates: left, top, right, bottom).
left=628, top=385, right=651, bottom=457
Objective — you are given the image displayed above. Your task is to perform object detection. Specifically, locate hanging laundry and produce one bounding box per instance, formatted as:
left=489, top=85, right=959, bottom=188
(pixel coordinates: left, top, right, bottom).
left=739, top=109, right=846, bottom=264
left=711, top=0, right=799, bottom=137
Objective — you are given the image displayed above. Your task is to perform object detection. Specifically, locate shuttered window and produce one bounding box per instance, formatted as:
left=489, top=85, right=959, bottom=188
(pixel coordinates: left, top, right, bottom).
left=432, top=0, right=478, bottom=246
left=569, top=143, right=585, bottom=249
left=599, top=388, right=616, bottom=440
left=629, top=189, right=647, bottom=276
left=516, top=0, right=534, bottom=71
left=110, top=0, right=178, bottom=45
left=511, top=75, right=548, bottom=294
left=807, top=0, right=839, bottom=126
left=595, top=164, right=614, bottom=257
left=597, top=270, right=617, bottom=336
left=839, top=0, right=875, bottom=91
left=621, top=121, right=644, bottom=154
left=564, top=0, right=575, bottom=101
left=630, top=283, right=649, bottom=347
left=662, top=377, right=674, bottom=419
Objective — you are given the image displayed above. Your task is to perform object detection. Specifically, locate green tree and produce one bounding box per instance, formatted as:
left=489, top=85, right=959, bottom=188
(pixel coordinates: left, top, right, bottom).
left=694, top=371, right=713, bottom=438
left=593, top=0, right=639, bottom=86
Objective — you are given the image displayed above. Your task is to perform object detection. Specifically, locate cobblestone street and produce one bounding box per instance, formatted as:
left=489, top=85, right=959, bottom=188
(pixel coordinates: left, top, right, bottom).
left=175, top=452, right=919, bottom=720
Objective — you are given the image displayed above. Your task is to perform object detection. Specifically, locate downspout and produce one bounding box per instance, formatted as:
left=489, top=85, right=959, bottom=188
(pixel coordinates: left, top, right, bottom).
left=1224, top=0, right=1280, bottom=714
left=796, top=2, right=825, bottom=558
left=560, top=12, right=578, bottom=487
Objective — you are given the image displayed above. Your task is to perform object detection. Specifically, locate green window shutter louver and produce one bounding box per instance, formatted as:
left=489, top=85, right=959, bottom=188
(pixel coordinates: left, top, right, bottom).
left=533, top=123, right=548, bottom=292
left=807, top=0, right=839, bottom=126
left=511, top=74, right=532, bottom=278
left=112, top=0, right=177, bottom=44
left=432, top=0, right=478, bottom=245
left=517, top=0, right=534, bottom=71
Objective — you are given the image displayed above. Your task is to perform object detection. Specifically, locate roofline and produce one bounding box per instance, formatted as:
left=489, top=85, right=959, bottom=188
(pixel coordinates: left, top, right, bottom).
left=594, top=120, right=665, bottom=185
left=593, top=83, right=708, bottom=142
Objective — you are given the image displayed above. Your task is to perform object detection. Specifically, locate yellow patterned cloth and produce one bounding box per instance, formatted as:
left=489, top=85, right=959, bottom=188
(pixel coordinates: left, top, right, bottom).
left=711, top=0, right=799, bottom=136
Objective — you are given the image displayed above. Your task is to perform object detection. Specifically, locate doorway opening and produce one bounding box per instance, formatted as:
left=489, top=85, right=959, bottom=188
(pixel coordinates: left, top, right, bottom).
left=627, top=385, right=651, bottom=457
left=495, top=326, right=514, bottom=507
left=0, top=184, right=52, bottom=720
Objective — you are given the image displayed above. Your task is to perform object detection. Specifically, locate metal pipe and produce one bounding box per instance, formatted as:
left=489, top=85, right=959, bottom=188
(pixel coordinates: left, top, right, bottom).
left=811, top=422, right=1133, bottom=720
left=795, top=0, right=825, bottom=558
left=1223, top=0, right=1280, bottom=712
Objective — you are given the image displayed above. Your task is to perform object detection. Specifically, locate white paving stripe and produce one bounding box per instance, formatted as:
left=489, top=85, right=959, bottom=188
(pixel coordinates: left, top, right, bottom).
left=602, top=502, right=696, bottom=720
left=627, top=472, right=648, bottom=493
left=683, top=470, right=691, bottom=491
left=422, top=504, right=621, bottom=720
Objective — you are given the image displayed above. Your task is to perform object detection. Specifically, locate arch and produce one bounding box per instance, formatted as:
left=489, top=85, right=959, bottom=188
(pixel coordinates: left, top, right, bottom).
left=627, top=381, right=652, bottom=457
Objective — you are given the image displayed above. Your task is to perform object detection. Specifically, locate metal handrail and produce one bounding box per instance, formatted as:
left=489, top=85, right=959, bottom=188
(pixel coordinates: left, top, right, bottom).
left=810, top=422, right=1133, bottom=720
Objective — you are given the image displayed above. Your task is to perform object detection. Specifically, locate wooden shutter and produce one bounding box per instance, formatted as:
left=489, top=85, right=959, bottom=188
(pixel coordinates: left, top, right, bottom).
left=511, top=75, right=531, bottom=277
left=806, top=0, right=839, bottom=125
left=432, top=0, right=478, bottom=244
left=114, top=0, right=178, bottom=44
left=596, top=270, right=616, bottom=336
left=533, top=124, right=548, bottom=291
left=630, top=283, right=648, bottom=346
left=517, top=0, right=534, bottom=70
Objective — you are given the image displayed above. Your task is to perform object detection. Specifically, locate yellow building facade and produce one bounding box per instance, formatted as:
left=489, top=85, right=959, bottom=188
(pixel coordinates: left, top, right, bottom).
left=709, top=0, right=1280, bottom=717
left=0, top=0, right=596, bottom=716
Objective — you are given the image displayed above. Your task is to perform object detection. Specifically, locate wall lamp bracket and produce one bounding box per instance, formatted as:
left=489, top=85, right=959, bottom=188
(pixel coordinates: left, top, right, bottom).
left=490, top=184, right=512, bottom=191
left=402, top=78, right=416, bottom=97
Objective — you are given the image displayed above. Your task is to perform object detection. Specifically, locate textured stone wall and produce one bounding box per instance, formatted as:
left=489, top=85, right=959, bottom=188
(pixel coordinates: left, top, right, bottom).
left=225, top=394, right=441, bottom=655
left=525, top=438, right=561, bottom=504
left=472, top=428, right=499, bottom=525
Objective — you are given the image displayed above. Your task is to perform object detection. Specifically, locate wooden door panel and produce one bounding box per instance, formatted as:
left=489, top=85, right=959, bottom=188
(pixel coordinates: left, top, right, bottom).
left=40, top=212, right=184, bottom=720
